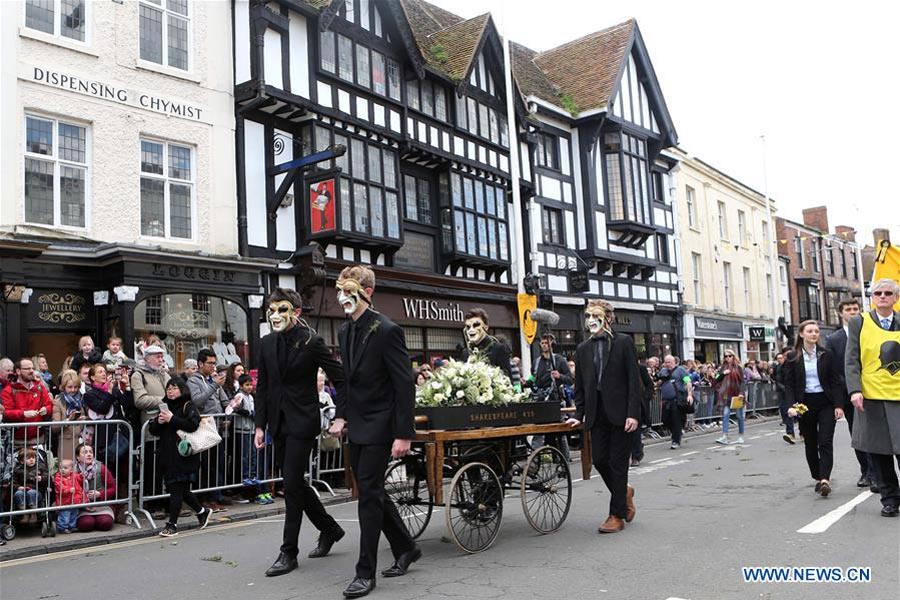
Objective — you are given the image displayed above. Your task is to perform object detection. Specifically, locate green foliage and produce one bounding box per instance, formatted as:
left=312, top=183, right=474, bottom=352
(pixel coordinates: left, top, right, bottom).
left=559, top=93, right=579, bottom=117
left=416, top=354, right=529, bottom=408
left=429, top=44, right=449, bottom=64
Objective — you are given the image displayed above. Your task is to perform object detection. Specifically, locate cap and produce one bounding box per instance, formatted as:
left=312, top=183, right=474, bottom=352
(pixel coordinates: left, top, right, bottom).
left=143, top=345, right=165, bottom=355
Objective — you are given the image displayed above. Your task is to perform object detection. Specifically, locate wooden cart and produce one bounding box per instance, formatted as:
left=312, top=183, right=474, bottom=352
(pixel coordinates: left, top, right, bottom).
left=376, top=418, right=592, bottom=554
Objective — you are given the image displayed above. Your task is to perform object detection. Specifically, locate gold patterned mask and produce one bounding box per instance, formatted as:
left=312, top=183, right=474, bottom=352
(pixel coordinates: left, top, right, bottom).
left=584, top=300, right=613, bottom=338
left=335, top=277, right=371, bottom=315
left=267, top=301, right=299, bottom=332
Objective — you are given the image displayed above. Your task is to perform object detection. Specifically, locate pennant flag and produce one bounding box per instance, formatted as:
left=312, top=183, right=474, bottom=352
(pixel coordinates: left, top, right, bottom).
left=873, top=240, right=900, bottom=312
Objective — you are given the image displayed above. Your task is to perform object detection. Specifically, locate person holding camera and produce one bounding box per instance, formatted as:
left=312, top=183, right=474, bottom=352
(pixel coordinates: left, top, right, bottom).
left=657, top=355, right=693, bottom=449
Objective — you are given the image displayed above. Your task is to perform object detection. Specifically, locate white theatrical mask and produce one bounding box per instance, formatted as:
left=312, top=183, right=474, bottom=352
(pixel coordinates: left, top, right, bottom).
left=268, top=301, right=297, bottom=332
left=586, top=315, right=603, bottom=336
left=463, top=317, right=488, bottom=347
left=337, top=288, right=359, bottom=315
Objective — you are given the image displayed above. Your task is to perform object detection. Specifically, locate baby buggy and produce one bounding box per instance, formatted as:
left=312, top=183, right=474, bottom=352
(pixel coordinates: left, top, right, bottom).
left=0, top=437, right=58, bottom=541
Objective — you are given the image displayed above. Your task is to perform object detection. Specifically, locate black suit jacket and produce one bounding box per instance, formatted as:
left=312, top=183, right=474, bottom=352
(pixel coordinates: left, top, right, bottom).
left=337, top=309, right=415, bottom=445
left=782, top=345, right=840, bottom=408
left=824, top=328, right=850, bottom=406
left=573, top=333, right=642, bottom=428
left=460, top=335, right=512, bottom=380
left=254, top=326, right=346, bottom=440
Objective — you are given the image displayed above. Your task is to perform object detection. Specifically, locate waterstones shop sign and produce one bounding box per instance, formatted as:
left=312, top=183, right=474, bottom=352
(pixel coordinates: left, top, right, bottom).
left=27, top=67, right=206, bottom=122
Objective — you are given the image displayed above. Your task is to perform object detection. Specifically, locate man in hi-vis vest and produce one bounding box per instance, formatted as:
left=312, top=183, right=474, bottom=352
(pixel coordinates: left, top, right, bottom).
left=846, top=278, right=900, bottom=518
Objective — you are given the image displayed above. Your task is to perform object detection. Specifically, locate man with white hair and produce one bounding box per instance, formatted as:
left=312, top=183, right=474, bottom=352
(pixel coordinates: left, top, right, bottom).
left=0, top=357, right=14, bottom=395
left=846, top=277, right=900, bottom=517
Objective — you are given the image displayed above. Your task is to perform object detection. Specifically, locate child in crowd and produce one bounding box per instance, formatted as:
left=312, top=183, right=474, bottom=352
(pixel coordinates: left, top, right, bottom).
left=102, top=336, right=128, bottom=368
left=54, top=458, right=85, bottom=533
left=13, top=448, right=49, bottom=522
left=71, top=336, right=103, bottom=372
left=227, top=375, right=270, bottom=504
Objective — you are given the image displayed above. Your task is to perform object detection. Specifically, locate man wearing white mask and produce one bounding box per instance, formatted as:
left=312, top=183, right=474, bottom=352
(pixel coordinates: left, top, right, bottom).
left=459, top=308, right=512, bottom=380
left=328, top=266, right=419, bottom=598
left=567, top=299, right=641, bottom=533
left=254, top=288, right=346, bottom=576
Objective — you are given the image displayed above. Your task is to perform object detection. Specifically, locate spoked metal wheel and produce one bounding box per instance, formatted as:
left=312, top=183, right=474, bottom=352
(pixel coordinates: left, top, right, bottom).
left=520, top=445, right=572, bottom=533
left=446, top=461, right=503, bottom=553
left=384, top=456, right=433, bottom=540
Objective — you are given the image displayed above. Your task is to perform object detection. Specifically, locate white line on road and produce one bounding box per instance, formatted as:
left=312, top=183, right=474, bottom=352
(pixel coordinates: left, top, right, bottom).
left=797, top=491, right=874, bottom=534
left=680, top=451, right=699, bottom=456
left=650, top=457, right=677, bottom=464
left=748, top=435, right=761, bottom=440
left=764, top=432, right=778, bottom=436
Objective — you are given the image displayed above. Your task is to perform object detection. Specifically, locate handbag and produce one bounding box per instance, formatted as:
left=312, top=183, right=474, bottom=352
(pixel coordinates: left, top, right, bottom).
left=177, top=416, right=222, bottom=456
left=676, top=394, right=696, bottom=414
left=729, top=395, right=745, bottom=410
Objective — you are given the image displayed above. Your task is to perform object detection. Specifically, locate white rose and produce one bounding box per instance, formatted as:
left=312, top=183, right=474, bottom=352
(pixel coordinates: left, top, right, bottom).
left=431, top=381, right=442, bottom=390
left=456, top=390, right=465, bottom=398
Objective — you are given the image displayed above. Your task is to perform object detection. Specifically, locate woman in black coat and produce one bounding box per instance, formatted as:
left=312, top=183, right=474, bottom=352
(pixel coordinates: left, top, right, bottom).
left=783, top=320, right=844, bottom=497
left=82, top=364, right=132, bottom=475
left=148, top=379, right=211, bottom=537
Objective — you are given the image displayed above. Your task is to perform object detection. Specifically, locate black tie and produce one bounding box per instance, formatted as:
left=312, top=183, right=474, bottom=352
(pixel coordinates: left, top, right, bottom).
left=346, top=322, right=356, bottom=367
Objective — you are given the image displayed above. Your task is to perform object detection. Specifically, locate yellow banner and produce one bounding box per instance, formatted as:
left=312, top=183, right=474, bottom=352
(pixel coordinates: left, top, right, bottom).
left=517, top=293, right=538, bottom=345
left=873, top=241, right=900, bottom=312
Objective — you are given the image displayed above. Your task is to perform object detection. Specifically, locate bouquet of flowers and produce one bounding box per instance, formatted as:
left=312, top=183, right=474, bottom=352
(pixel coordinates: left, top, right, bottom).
left=787, top=403, right=809, bottom=419
left=416, top=355, right=530, bottom=408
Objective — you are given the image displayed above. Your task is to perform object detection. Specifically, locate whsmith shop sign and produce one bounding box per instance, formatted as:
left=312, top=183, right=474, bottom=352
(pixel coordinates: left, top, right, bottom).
left=23, top=66, right=208, bottom=123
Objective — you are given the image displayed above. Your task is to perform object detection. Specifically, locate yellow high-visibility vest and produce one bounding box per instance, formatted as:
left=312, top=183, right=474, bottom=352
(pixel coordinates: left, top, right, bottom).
left=860, top=314, right=900, bottom=401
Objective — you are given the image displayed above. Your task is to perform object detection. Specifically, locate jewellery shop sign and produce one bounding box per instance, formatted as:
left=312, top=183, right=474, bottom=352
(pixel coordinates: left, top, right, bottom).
left=28, top=291, right=95, bottom=331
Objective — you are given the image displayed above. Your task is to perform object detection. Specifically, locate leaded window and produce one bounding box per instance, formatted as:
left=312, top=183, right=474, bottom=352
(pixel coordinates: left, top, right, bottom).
left=602, top=132, right=651, bottom=225
left=140, top=138, right=193, bottom=239
left=448, top=173, right=509, bottom=262
left=25, top=0, right=86, bottom=42
left=139, top=0, right=190, bottom=71
left=24, top=115, right=88, bottom=228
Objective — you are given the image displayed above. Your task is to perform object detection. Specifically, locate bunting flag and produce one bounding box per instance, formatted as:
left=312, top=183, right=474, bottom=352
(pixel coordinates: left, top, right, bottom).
left=873, top=240, right=900, bottom=312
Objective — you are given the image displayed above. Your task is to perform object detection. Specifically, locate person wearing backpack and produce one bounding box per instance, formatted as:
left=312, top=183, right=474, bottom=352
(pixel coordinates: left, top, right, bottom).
left=657, top=355, right=693, bottom=449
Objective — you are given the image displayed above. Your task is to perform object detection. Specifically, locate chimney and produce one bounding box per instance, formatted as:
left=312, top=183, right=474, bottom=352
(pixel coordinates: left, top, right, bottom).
left=873, top=228, right=891, bottom=245
left=802, top=206, right=829, bottom=233
left=835, top=225, right=856, bottom=242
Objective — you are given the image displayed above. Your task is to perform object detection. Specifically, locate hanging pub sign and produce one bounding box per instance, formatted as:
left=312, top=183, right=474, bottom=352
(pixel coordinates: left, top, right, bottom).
left=567, top=269, right=589, bottom=293
left=307, top=176, right=337, bottom=237
left=518, top=293, right=538, bottom=345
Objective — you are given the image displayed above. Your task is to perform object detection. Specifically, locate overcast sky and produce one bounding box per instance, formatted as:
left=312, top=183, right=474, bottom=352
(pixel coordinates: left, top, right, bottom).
left=433, top=0, right=899, bottom=247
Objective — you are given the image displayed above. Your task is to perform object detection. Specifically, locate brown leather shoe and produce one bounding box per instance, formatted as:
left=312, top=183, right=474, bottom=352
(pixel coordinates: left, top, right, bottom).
left=598, top=515, right=625, bottom=533
left=625, top=485, right=636, bottom=523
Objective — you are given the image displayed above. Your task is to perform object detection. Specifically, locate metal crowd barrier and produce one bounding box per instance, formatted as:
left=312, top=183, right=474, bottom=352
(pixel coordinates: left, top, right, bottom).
left=654, top=382, right=782, bottom=435
left=0, top=419, right=141, bottom=540
left=136, top=413, right=284, bottom=528
left=309, top=435, right=344, bottom=497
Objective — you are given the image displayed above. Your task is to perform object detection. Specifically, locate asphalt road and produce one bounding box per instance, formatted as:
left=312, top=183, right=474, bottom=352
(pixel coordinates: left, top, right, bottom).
left=2, top=420, right=899, bottom=600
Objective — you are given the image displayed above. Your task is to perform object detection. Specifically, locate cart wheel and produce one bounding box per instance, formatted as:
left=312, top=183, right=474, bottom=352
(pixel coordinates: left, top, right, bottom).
left=385, top=457, right=433, bottom=540
left=50, top=522, right=57, bottom=537
left=445, top=462, right=503, bottom=553
left=41, top=522, right=49, bottom=538
left=521, top=445, right=572, bottom=534
left=125, top=515, right=134, bottom=526
left=1, top=524, right=15, bottom=541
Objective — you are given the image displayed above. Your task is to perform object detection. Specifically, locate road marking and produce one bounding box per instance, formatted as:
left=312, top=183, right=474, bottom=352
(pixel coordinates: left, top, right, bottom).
left=797, top=491, right=874, bottom=534
left=748, top=435, right=761, bottom=440
left=631, top=459, right=689, bottom=475
left=680, top=451, right=699, bottom=456
left=650, top=457, right=677, bottom=464
left=764, top=432, right=778, bottom=437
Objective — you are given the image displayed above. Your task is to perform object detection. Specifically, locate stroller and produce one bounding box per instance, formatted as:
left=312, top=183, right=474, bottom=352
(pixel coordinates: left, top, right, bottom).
left=0, top=437, right=58, bottom=541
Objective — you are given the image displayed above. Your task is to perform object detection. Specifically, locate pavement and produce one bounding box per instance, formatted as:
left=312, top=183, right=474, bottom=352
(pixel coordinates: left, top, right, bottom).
left=2, top=417, right=899, bottom=600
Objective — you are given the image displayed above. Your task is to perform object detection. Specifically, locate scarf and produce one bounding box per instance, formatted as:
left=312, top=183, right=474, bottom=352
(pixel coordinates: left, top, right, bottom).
left=92, top=380, right=112, bottom=394
left=62, top=391, right=83, bottom=415
left=77, top=459, right=99, bottom=492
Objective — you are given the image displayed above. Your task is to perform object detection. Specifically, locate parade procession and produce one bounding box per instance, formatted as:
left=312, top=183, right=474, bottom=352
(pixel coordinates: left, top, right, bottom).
left=2, top=1, right=900, bottom=599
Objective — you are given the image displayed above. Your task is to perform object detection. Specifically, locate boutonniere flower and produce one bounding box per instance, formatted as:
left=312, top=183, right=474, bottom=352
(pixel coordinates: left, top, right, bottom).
left=787, top=403, right=809, bottom=418
left=359, top=318, right=381, bottom=347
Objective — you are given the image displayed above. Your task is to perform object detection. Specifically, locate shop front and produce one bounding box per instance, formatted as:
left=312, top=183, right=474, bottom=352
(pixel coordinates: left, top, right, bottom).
left=746, top=324, right=776, bottom=362
left=304, top=278, right=519, bottom=368
left=611, top=310, right=679, bottom=360
left=690, top=314, right=744, bottom=364
left=1, top=242, right=270, bottom=372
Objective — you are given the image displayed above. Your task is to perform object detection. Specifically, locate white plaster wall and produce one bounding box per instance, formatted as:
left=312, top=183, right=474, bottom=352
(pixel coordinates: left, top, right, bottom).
left=6, top=0, right=237, bottom=255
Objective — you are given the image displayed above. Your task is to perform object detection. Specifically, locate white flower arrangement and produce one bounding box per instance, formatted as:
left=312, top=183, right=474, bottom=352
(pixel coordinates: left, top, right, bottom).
left=416, top=354, right=530, bottom=408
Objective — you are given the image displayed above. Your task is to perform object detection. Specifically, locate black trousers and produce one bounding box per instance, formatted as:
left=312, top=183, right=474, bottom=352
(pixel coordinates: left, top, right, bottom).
left=663, top=400, right=683, bottom=444
left=276, top=436, right=340, bottom=557
left=166, top=481, right=202, bottom=525
left=630, top=429, right=644, bottom=462
left=777, top=387, right=794, bottom=435
left=843, top=402, right=877, bottom=481
left=797, top=394, right=835, bottom=480
left=590, top=408, right=631, bottom=519
left=871, top=454, right=900, bottom=508
left=349, top=443, right=415, bottom=579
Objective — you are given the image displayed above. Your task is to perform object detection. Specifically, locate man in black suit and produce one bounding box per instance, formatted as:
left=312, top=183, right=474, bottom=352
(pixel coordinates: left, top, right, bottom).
left=459, top=308, right=512, bottom=380
left=254, top=288, right=346, bottom=577
left=825, top=298, right=876, bottom=490
left=328, top=266, right=419, bottom=598
left=567, top=299, right=641, bottom=533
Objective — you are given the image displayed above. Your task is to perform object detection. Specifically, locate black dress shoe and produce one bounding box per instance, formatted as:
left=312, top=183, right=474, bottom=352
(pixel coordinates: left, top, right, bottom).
left=308, top=527, right=345, bottom=558
left=881, top=505, right=899, bottom=517
left=870, top=483, right=880, bottom=494
left=381, top=546, right=422, bottom=577
left=857, top=476, right=871, bottom=488
left=265, top=552, right=298, bottom=577
left=343, top=577, right=375, bottom=598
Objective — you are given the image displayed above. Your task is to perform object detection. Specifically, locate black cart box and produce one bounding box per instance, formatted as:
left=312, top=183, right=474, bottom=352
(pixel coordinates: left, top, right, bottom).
left=416, top=402, right=560, bottom=430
